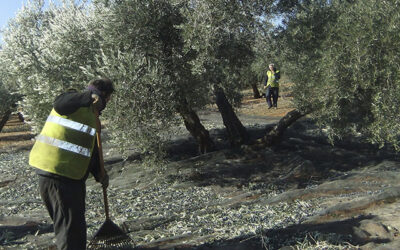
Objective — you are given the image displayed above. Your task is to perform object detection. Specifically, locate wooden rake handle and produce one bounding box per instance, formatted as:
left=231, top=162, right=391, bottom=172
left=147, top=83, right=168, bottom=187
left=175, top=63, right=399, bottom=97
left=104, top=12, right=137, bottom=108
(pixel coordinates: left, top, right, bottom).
left=95, top=111, right=110, bottom=220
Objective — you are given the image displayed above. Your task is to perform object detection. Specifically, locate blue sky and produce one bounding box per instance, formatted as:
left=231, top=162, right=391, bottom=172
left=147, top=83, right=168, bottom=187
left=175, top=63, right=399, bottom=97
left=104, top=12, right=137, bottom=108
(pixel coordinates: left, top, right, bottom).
left=0, top=1, right=90, bottom=45
left=0, top=1, right=29, bottom=44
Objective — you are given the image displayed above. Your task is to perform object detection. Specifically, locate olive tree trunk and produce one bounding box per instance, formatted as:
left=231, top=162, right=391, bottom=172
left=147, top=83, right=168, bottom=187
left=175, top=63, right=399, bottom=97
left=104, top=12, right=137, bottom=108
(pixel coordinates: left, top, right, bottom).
left=214, top=86, right=249, bottom=146
left=178, top=100, right=215, bottom=154
left=263, top=109, right=308, bottom=146
left=251, top=83, right=261, bottom=99
left=0, top=110, right=12, bottom=133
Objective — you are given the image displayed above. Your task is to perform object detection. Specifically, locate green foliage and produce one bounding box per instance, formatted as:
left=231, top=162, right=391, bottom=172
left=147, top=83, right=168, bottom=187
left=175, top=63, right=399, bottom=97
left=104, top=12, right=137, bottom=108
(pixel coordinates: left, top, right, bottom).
left=250, top=19, right=279, bottom=90
left=180, top=0, right=270, bottom=106
left=0, top=80, right=16, bottom=116
left=86, top=0, right=207, bottom=158
left=320, top=0, right=400, bottom=147
left=0, top=0, right=277, bottom=159
left=0, top=0, right=53, bottom=130
left=0, top=52, right=16, bottom=115
left=1, top=0, right=97, bottom=131
left=277, top=0, right=400, bottom=147
left=278, top=0, right=337, bottom=113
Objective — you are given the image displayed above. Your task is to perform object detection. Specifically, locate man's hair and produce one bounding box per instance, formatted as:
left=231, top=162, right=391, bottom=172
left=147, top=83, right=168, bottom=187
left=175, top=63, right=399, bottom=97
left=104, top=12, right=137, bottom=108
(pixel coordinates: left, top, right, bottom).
left=269, top=63, right=274, bottom=67
left=90, top=78, right=115, bottom=96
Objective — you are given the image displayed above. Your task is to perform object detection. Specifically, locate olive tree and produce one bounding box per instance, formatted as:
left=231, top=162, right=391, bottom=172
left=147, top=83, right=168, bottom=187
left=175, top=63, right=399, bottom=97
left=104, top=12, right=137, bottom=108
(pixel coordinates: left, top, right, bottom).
left=180, top=0, right=273, bottom=146
left=1, top=0, right=214, bottom=160
left=1, top=0, right=98, bottom=132
left=315, top=0, right=400, bottom=147
left=275, top=0, right=400, bottom=148
left=85, top=0, right=215, bottom=157
left=1, top=0, right=52, bottom=131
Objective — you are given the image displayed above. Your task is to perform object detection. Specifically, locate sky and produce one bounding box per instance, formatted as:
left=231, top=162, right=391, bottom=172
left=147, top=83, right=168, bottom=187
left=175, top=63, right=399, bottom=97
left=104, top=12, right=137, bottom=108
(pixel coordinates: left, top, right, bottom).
left=0, top=1, right=29, bottom=44
left=0, top=1, right=91, bottom=45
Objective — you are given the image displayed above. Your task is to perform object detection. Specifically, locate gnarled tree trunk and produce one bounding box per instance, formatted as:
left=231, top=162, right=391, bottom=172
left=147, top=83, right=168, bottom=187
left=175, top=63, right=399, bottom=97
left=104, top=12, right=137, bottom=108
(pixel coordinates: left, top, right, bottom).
left=178, top=99, right=214, bottom=154
left=264, top=109, right=308, bottom=146
left=0, top=110, right=12, bottom=133
left=214, top=86, right=248, bottom=146
left=251, top=83, right=261, bottom=99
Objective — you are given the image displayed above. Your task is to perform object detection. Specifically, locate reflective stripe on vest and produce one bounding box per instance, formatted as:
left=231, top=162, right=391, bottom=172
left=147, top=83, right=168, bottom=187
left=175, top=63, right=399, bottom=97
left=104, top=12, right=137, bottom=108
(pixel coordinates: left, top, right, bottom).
left=46, top=115, right=96, bottom=136
left=36, top=134, right=91, bottom=157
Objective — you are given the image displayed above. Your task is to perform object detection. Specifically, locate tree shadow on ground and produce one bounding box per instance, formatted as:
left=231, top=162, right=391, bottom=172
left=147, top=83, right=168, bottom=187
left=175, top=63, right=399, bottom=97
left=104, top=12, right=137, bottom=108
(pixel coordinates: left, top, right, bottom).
left=103, top=118, right=397, bottom=191
left=0, top=222, right=53, bottom=246
left=0, top=134, right=34, bottom=141
left=186, top=215, right=385, bottom=250
left=164, top=125, right=268, bottom=162
left=132, top=215, right=381, bottom=249
left=164, top=119, right=398, bottom=190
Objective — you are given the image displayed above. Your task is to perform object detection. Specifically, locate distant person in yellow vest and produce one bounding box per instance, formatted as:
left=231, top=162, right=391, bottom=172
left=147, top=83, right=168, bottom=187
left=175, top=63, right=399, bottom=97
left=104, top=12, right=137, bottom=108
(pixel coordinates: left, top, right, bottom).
left=29, top=78, right=114, bottom=250
left=263, top=63, right=280, bottom=109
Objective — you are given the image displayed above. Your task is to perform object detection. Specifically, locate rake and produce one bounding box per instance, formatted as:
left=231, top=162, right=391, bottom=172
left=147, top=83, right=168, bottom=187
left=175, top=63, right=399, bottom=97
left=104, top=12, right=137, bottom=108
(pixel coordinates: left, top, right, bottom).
left=87, top=113, right=134, bottom=249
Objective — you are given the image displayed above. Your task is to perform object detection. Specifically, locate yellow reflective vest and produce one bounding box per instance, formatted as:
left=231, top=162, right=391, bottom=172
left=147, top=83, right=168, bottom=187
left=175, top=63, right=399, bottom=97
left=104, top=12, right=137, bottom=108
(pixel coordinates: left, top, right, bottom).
left=29, top=107, right=97, bottom=180
left=267, top=70, right=280, bottom=88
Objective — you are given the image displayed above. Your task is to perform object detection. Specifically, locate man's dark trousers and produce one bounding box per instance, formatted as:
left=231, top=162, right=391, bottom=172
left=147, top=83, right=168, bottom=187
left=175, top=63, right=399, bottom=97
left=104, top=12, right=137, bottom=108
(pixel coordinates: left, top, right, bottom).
left=39, top=175, right=86, bottom=250
left=266, top=86, right=279, bottom=108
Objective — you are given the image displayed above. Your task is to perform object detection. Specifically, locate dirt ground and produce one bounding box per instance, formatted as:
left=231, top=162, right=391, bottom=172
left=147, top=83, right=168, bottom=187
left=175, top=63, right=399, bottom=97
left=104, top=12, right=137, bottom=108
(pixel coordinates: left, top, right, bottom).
left=0, top=117, right=34, bottom=152
left=238, top=85, right=294, bottom=118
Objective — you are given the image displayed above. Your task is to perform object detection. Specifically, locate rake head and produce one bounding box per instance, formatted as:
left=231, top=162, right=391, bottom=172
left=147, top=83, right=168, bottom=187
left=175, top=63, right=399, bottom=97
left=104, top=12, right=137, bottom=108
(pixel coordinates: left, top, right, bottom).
left=87, top=219, right=134, bottom=250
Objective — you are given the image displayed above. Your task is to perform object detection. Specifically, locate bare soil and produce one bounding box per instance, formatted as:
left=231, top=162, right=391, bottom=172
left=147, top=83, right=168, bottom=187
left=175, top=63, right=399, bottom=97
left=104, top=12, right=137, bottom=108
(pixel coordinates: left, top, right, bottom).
left=238, top=87, right=294, bottom=118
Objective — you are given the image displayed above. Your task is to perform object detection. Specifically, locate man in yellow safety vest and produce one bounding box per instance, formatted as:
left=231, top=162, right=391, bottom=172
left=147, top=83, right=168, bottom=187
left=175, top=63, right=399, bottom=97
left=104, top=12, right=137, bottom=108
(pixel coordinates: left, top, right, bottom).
left=29, top=78, right=114, bottom=249
left=263, top=63, right=280, bottom=109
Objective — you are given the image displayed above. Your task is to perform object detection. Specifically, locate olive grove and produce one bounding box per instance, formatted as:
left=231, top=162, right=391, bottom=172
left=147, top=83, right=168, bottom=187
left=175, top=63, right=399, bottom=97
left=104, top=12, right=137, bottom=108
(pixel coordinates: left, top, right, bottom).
left=2, top=0, right=400, bottom=161
left=86, top=0, right=217, bottom=156
left=0, top=0, right=273, bottom=159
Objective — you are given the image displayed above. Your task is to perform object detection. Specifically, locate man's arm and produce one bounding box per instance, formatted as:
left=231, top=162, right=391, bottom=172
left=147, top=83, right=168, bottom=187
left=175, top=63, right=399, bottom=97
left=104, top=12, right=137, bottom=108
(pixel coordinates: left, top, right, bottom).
left=276, top=71, right=281, bottom=80
left=88, top=142, right=109, bottom=188
left=53, top=89, right=93, bottom=115
left=264, top=74, right=269, bottom=86
left=89, top=144, right=101, bottom=178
